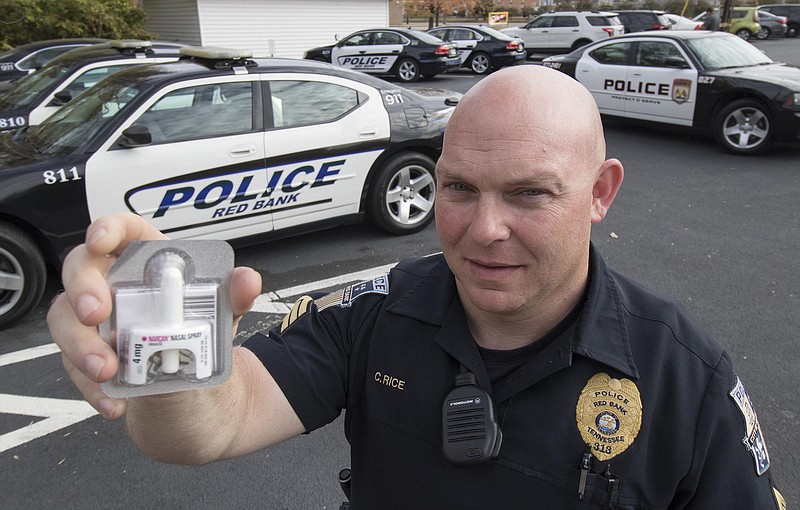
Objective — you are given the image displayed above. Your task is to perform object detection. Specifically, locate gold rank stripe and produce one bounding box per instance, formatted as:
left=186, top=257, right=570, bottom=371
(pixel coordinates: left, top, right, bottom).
left=280, top=295, right=314, bottom=333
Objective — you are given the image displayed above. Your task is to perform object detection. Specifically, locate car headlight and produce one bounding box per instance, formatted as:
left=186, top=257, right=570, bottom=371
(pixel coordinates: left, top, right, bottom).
left=784, top=92, right=800, bottom=107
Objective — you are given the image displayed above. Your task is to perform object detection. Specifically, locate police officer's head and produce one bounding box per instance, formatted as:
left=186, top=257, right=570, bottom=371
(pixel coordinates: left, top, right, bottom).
left=434, top=65, right=624, bottom=334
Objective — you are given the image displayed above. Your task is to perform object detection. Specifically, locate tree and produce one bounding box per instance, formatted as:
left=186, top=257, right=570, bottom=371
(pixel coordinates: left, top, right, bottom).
left=0, top=0, right=151, bottom=49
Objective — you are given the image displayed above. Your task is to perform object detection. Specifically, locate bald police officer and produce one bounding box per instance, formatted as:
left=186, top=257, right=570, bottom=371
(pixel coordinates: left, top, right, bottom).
left=48, top=66, right=785, bottom=509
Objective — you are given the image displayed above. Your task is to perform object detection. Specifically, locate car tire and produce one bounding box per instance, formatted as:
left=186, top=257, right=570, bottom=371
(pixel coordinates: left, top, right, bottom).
left=714, top=99, right=773, bottom=155
left=395, top=58, right=420, bottom=82
left=756, top=27, right=770, bottom=40
left=468, top=52, right=492, bottom=74
left=367, top=152, right=436, bottom=235
left=787, top=24, right=799, bottom=38
left=736, top=28, right=752, bottom=40
left=0, top=222, right=47, bottom=329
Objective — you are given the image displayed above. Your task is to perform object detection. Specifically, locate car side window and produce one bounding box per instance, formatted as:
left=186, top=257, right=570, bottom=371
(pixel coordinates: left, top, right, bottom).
left=450, top=29, right=478, bottom=40
left=342, top=33, right=372, bottom=46
left=136, top=82, right=253, bottom=144
left=589, top=42, right=631, bottom=65
left=554, top=16, right=579, bottom=27
left=635, top=41, right=683, bottom=68
left=374, top=32, right=403, bottom=45
left=428, top=29, right=447, bottom=40
left=63, top=65, right=131, bottom=97
left=18, top=47, right=73, bottom=70
left=528, top=16, right=553, bottom=28
left=732, top=10, right=745, bottom=19
left=269, top=80, right=363, bottom=129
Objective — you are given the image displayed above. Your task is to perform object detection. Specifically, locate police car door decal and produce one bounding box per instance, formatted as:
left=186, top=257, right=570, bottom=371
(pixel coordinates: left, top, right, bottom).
left=262, top=74, right=390, bottom=230
left=623, top=41, right=697, bottom=125
left=331, top=32, right=401, bottom=74
left=84, top=76, right=270, bottom=240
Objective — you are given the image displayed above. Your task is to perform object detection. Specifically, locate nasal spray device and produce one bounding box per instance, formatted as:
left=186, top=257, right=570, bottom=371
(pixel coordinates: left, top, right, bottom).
left=100, top=240, right=234, bottom=398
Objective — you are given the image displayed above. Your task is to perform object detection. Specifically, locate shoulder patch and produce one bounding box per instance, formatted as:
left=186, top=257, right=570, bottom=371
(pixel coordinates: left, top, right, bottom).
left=280, top=295, right=314, bottom=333
left=729, top=376, right=770, bottom=476
left=316, top=274, right=389, bottom=312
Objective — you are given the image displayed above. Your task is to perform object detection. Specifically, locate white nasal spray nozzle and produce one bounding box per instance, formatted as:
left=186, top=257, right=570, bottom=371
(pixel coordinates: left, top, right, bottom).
left=159, top=266, right=184, bottom=374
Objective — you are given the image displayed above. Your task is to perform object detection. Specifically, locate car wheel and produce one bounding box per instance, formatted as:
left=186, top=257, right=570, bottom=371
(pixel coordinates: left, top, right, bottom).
left=0, top=222, right=47, bottom=329
left=736, top=28, right=752, bottom=40
left=469, top=52, right=492, bottom=74
left=395, top=58, right=420, bottom=82
left=787, top=24, right=799, bottom=38
left=367, top=152, right=436, bottom=235
left=756, top=27, right=770, bottom=40
left=714, top=99, right=773, bottom=155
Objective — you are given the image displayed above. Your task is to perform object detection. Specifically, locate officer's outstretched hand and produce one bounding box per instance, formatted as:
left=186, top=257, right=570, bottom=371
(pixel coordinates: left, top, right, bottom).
left=47, top=213, right=262, bottom=420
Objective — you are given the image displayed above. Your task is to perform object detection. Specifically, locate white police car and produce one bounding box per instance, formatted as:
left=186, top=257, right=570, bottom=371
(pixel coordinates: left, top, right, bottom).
left=542, top=31, right=800, bottom=154
left=0, top=47, right=460, bottom=328
left=303, top=28, right=460, bottom=82
left=0, top=40, right=183, bottom=132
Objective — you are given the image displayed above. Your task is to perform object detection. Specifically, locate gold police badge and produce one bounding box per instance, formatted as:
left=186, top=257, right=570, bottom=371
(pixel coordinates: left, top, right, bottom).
left=576, top=373, right=642, bottom=461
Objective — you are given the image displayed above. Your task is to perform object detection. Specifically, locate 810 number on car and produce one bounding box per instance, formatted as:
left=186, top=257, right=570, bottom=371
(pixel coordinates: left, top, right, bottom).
left=0, top=116, right=26, bottom=129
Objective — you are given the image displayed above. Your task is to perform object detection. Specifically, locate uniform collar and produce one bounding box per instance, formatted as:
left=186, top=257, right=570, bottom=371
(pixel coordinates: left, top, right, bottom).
left=386, top=245, right=639, bottom=385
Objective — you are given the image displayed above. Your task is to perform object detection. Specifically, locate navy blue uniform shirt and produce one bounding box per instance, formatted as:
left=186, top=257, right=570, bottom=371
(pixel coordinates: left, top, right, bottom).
left=243, top=246, right=784, bottom=509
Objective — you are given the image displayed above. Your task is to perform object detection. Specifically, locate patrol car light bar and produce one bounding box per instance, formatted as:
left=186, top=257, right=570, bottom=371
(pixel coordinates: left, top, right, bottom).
left=110, top=40, right=153, bottom=49
left=180, top=47, right=253, bottom=60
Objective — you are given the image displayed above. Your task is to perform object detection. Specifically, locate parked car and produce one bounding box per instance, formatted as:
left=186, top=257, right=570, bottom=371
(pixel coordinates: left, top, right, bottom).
left=758, top=4, right=800, bottom=37
left=542, top=31, right=800, bottom=155
left=756, top=10, right=789, bottom=39
left=0, top=40, right=184, bottom=132
left=663, top=13, right=703, bottom=31
left=303, top=28, right=459, bottom=82
left=0, top=38, right=107, bottom=89
left=693, top=7, right=761, bottom=40
left=0, top=47, right=461, bottom=327
left=500, top=11, right=624, bottom=56
left=612, top=10, right=672, bottom=33
left=426, top=24, right=526, bottom=74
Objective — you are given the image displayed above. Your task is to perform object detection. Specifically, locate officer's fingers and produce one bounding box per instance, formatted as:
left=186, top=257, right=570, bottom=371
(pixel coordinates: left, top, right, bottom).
left=231, top=266, right=262, bottom=318
left=84, top=213, right=168, bottom=259
left=47, top=293, right=120, bottom=385
left=61, top=351, right=127, bottom=420
left=60, top=245, right=116, bottom=326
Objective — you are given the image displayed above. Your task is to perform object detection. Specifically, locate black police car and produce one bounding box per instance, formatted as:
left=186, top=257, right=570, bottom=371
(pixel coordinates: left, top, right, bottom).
left=542, top=31, right=800, bottom=155
left=0, top=47, right=460, bottom=328
left=0, top=38, right=107, bottom=89
left=303, top=28, right=460, bottom=82
left=426, top=25, right=526, bottom=74
left=0, top=40, right=183, bottom=132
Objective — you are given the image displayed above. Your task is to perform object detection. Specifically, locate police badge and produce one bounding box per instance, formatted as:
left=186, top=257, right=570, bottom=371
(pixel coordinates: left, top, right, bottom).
left=576, top=373, right=643, bottom=461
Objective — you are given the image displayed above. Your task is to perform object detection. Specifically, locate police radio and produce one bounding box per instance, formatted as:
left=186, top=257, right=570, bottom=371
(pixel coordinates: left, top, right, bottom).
left=442, top=370, right=503, bottom=466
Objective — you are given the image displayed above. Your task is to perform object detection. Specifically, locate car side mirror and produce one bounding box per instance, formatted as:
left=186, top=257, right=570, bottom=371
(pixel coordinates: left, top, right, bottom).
left=50, top=90, right=73, bottom=106
left=665, top=56, right=689, bottom=69
left=118, top=124, right=152, bottom=148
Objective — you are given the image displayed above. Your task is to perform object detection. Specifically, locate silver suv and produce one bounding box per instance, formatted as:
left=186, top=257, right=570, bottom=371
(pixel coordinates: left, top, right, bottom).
left=501, top=11, right=624, bottom=55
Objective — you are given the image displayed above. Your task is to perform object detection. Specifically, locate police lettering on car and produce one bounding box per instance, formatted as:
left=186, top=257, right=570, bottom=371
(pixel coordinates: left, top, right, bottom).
left=0, top=47, right=460, bottom=328
left=305, top=28, right=460, bottom=83
left=542, top=31, right=800, bottom=155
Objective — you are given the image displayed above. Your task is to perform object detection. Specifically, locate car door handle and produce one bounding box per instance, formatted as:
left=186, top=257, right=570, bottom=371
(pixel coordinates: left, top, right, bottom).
left=392, top=50, right=400, bottom=53
left=229, top=144, right=256, bottom=157
left=631, top=72, right=643, bottom=78
left=359, top=50, right=367, bottom=54
left=358, top=128, right=377, bottom=138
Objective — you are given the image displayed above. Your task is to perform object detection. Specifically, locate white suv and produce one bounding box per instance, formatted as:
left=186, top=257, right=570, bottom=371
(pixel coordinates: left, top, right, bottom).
left=501, top=11, right=624, bottom=55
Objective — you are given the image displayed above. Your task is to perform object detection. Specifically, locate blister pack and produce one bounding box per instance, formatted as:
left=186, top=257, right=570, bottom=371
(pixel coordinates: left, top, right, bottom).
left=100, top=240, right=234, bottom=397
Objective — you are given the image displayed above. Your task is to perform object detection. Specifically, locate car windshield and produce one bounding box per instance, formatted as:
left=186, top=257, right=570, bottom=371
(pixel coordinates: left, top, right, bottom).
left=686, top=35, right=773, bottom=70
left=26, top=77, right=144, bottom=156
left=0, top=61, right=71, bottom=108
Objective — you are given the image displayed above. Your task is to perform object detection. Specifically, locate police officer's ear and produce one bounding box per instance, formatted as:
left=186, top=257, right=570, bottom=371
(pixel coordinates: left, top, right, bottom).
left=590, top=158, right=624, bottom=224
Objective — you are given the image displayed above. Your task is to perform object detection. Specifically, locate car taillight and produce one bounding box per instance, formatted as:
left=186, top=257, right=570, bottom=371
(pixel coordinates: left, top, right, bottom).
left=506, top=40, right=521, bottom=51
left=435, top=45, right=451, bottom=56
left=753, top=11, right=759, bottom=22
left=602, top=27, right=615, bottom=36
left=652, top=24, right=668, bottom=30
left=694, top=24, right=703, bottom=30
left=778, top=18, right=787, bottom=25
